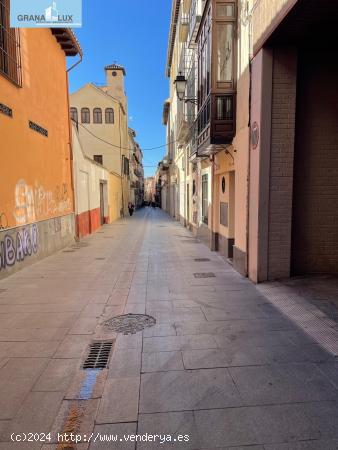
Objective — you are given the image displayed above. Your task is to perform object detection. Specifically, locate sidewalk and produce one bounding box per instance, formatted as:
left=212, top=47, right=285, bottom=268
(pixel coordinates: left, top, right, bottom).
left=0, top=208, right=338, bottom=450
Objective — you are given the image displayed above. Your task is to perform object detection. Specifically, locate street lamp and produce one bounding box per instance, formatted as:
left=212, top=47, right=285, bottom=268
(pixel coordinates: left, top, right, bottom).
left=174, top=72, right=198, bottom=105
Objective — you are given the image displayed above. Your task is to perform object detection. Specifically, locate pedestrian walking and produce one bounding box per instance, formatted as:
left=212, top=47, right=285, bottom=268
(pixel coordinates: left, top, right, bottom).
left=128, top=202, right=135, bottom=216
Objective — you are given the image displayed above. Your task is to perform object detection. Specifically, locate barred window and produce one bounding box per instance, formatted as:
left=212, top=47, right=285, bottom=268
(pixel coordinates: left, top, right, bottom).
left=105, top=108, right=114, bottom=124
left=81, top=107, right=90, bottom=123
left=70, top=107, right=78, bottom=122
left=93, top=107, right=102, bottom=123
left=0, top=0, right=22, bottom=86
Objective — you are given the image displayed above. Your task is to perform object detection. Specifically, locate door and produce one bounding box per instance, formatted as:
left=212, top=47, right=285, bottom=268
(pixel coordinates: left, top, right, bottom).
left=187, top=184, right=190, bottom=225
left=291, top=50, right=338, bottom=275
left=99, top=182, right=105, bottom=226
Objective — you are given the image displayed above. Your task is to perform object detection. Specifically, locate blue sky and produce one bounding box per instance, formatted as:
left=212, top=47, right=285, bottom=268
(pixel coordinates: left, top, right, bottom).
left=68, top=0, right=172, bottom=177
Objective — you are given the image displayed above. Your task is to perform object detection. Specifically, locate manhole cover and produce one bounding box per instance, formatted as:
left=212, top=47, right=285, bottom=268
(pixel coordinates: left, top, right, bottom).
left=104, top=313, right=156, bottom=335
left=195, top=258, right=210, bottom=262
left=194, top=272, right=215, bottom=278
left=83, top=341, right=113, bottom=370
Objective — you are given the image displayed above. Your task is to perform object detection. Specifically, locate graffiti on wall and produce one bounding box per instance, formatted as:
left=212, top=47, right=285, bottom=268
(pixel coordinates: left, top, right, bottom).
left=0, top=212, right=8, bottom=230
left=14, top=179, right=71, bottom=225
left=0, top=224, right=38, bottom=271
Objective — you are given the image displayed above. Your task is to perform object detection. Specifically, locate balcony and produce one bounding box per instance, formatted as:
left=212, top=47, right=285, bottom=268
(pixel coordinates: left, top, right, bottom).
left=188, top=0, right=202, bottom=48
left=189, top=120, right=198, bottom=160
left=196, top=94, right=236, bottom=157
left=179, top=14, right=189, bottom=42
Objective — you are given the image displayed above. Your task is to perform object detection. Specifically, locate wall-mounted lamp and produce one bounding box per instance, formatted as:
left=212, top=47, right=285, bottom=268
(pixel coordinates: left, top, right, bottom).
left=174, top=72, right=198, bottom=105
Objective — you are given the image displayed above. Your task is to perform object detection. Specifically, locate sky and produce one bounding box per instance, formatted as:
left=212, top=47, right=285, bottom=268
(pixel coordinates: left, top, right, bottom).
left=68, top=0, right=172, bottom=177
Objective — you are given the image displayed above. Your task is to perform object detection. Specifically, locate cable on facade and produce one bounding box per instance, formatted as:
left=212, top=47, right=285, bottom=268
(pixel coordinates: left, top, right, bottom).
left=76, top=122, right=179, bottom=152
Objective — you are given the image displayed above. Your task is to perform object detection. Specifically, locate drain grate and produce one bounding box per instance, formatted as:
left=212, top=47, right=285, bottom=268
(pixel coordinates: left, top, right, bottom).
left=95, top=258, right=106, bottom=260
left=104, top=236, right=114, bottom=239
left=195, top=258, right=210, bottom=262
left=63, top=250, right=75, bottom=253
left=83, top=341, right=113, bottom=370
left=182, top=240, right=200, bottom=244
left=194, top=272, right=215, bottom=278
left=104, top=313, right=156, bottom=335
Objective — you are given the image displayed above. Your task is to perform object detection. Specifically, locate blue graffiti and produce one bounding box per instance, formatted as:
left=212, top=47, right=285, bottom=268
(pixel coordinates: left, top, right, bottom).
left=0, top=224, right=38, bottom=271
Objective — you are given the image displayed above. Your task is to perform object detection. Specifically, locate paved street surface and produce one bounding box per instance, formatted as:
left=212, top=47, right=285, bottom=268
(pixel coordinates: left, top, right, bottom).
left=0, top=208, right=338, bottom=450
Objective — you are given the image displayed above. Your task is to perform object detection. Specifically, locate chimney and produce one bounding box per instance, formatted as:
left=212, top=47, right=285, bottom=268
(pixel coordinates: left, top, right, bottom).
left=104, top=63, right=126, bottom=107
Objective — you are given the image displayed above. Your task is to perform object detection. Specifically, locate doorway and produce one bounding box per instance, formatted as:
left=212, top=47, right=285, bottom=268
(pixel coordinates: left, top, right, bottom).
left=291, top=50, right=338, bottom=275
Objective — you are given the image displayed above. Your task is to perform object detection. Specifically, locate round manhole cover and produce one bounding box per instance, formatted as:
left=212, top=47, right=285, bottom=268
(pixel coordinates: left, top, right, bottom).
left=104, top=314, right=156, bottom=335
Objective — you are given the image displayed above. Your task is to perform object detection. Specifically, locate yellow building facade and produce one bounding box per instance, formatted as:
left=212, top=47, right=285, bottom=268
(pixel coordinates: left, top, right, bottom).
left=70, top=64, right=130, bottom=235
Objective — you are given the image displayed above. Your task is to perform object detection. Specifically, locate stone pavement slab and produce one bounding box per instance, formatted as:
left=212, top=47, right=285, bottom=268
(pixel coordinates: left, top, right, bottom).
left=139, top=368, right=242, bottom=413
left=0, top=209, right=338, bottom=449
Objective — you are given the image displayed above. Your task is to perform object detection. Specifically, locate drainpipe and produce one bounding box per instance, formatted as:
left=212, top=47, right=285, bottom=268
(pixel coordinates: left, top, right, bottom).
left=245, top=6, right=254, bottom=278
left=118, top=107, right=125, bottom=218
left=210, top=154, right=216, bottom=251
left=66, top=51, right=83, bottom=239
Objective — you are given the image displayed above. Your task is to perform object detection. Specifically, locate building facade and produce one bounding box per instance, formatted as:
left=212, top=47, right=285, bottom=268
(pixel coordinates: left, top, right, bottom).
left=164, top=0, right=249, bottom=276
left=70, top=64, right=130, bottom=224
left=128, top=129, right=144, bottom=209
left=163, top=0, right=338, bottom=282
left=144, top=177, right=156, bottom=204
left=72, top=122, right=121, bottom=238
left=0, top=7, right=81, bottom=279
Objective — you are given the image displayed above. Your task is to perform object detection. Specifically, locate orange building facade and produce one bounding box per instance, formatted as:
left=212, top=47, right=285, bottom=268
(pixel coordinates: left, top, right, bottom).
left=0, top=21, right=81, bottom=278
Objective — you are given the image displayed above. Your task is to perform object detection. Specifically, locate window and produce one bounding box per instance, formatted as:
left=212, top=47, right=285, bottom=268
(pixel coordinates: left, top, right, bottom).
left=81, top=107, right=90, bottom=123
left=0, top=0, right=22, bottom=86
left=93, top=107, right=102, bottom=124
left=216, top=3, right=235, bottom=17
left=70, top=107, right=78, bottom=122
left=216, top=23, right=234, bottom=82
left=216, top=96, right=234, bottom=120
left=198, top=7, right=211, bottom=108
left=202, top=174, right=208, bottom=225
left=122, top=156, right=129, bottom=176
left=94, top=155, right=103, bottom=165
left=105, top=108, right=114, bottom=124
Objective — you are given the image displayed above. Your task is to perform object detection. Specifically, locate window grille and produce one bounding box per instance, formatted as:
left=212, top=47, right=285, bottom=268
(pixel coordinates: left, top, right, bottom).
left=81, top=107, right=90, bottom=123
left=70, top=107, right=78, bottom=122
left=0, top=0, right=22, bottom=86
left=105, top=108, right=114, bottom=123
left=93, top=107, right=102, bottom=123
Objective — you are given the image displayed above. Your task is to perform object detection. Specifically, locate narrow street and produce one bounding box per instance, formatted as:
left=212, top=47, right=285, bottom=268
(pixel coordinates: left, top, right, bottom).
left=0, top=208, right=338, bottom=449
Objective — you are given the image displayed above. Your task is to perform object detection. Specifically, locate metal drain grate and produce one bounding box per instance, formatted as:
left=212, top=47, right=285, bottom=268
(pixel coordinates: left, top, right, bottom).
left=195, top=258, right=210, bottom=262
left=95, top=258, right=106, bottom=260
left=63, top=250, right=75, bottom=253
left=182, top=240, right=200, bottom=244
left=104, top=313, right=156, bottom=335
left=194, top=272, right=215, bottom=278
left=83, top=341, right=113, bottom=370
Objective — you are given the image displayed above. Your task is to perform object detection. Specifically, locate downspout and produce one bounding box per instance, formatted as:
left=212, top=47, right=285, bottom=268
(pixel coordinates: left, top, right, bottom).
left=119, top=106, right=125, bottom=217
left=246, top=7, right=254, bottom=277
left=210, top=154, right=216, bottom=251
left=66, top=50, right=83, bottom=239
